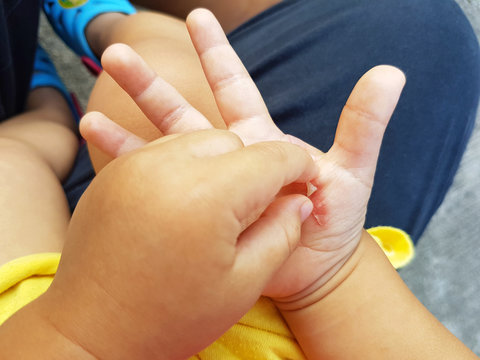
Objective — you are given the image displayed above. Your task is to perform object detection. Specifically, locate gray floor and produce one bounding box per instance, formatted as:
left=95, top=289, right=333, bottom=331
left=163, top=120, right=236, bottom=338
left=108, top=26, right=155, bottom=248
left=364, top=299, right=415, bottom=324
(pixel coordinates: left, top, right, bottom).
left=39, top=1, right=480, bottom=355
left=400, top=0, right=480, bottom=354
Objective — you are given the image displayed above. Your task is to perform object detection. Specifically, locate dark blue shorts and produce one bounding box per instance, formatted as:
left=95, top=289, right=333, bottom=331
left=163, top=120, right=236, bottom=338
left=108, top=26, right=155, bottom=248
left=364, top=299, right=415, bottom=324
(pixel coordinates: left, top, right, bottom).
left=0, top=0, right=39, bottom=120
left=5, top=0, right=479, bottom=243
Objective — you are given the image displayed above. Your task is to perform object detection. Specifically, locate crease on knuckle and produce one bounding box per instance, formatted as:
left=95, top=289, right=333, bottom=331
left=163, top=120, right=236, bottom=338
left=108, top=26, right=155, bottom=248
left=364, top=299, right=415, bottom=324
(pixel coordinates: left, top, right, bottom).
left=198, top=43, right=225, bottom=57
left=259, top=141, right=291, bottom=163
left=264, top=210, right=299, bottom=256
left=160, top=104, right=189, bottom=131
left=343, top=103, right=385, bottom=128
left=217, top=129, right=245, bottom=148
left=282, top=220, right=300, bottom=255
left=211, top=72, right=251, bottom=94
left=131, top=70, right=160, bottom=99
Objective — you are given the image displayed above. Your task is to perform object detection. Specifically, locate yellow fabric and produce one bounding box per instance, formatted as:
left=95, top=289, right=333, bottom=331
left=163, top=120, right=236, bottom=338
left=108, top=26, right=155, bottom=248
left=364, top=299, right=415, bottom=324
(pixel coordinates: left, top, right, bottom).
left=0, top=253, right=60, bottom=325
left=192, top=296, right=305, bottom=359
left=367, top=226, right=415, bottom=269
left=58, top=0, right=89, bottom=8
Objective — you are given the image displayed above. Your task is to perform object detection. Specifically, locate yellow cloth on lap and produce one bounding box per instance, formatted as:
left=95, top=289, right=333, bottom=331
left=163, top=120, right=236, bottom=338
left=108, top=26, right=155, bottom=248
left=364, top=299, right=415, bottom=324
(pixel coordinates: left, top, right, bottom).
left=0, top=253, right=60, bottom=325
left=192, top=296, right=305, bottom=359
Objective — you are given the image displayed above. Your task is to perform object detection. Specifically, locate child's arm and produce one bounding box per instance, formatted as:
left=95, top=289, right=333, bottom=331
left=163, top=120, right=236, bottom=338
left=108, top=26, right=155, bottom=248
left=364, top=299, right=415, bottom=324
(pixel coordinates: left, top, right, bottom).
left=275, top=230, right=479, bottom=359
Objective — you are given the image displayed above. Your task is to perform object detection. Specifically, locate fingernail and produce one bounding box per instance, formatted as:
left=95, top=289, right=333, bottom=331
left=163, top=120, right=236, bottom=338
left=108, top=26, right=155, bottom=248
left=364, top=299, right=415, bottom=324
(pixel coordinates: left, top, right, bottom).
left=300, top=199, right=314, bottom=222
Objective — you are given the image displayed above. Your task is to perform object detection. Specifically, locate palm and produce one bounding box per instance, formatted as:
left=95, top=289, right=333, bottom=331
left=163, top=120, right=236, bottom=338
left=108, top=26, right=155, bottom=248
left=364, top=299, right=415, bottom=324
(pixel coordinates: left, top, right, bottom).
left=262, top=151, right=372, bottom=297
left=81, top=10, right=405, bottom=299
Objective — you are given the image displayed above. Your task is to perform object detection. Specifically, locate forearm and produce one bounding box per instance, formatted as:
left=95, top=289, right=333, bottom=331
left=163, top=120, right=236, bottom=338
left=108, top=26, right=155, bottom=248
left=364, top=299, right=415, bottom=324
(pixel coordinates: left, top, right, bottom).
left=276, top=231, right=478, bottom=359
left=0, top=295, right=95, bottom=359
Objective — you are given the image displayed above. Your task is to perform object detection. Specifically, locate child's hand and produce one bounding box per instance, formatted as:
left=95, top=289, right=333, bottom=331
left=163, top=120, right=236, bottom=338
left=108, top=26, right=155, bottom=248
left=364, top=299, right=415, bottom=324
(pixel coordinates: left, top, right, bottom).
left=46, top=129, right=315, bottom=359
left=80, top=10, right=405, bottom=304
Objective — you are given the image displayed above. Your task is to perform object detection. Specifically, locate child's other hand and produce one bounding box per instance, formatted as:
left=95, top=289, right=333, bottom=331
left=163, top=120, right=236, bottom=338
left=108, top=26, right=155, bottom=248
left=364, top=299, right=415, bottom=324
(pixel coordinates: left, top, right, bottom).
left=80, top=10, right=405, bottom=304
left=46, top=129, right=315, bottom=359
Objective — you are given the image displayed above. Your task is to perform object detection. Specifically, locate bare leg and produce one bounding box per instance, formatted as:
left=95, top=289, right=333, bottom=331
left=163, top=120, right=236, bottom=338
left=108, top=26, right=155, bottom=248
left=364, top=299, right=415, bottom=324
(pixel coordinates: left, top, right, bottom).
left=0, top=88, right=77, bottom=266
left=0, top=88, right=77, bottom=180
left=131, top=0, right=281, bottom=33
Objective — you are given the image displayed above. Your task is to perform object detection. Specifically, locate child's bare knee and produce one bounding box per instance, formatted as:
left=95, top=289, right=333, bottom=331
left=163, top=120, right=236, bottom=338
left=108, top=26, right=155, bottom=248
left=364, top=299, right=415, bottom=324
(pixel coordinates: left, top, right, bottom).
left=0, top=137, right=39, bottom=162
left=108, top=11, right=188, bottom=46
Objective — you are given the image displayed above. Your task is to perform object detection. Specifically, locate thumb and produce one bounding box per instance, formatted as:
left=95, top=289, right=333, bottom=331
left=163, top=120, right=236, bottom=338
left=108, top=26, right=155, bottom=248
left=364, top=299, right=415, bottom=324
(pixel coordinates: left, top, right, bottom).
left=233, top=195, right=313, bottom=292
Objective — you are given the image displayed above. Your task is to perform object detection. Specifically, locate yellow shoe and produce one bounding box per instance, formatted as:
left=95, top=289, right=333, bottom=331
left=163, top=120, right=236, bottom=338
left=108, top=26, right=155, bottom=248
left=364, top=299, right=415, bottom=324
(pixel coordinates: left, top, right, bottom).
left=367, top=226, right=415, bottom=269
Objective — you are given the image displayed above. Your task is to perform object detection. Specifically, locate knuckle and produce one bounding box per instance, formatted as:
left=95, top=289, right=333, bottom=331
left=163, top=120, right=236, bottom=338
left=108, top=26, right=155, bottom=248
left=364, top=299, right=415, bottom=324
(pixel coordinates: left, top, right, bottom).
left=343, top=103, right=384, bottom=127
left=212, top=72, right=250, bottom=94
left=255, top=141, right=292, bottom=163
left=161, top=104, right=189, bottom=131
left=213, top=129, right=244, bottom=147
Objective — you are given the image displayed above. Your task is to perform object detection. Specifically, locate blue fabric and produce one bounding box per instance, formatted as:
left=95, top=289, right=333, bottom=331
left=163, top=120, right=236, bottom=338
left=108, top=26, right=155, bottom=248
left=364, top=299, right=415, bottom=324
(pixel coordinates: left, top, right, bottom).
left=63, top=143, right=95, bottom=213
left=43, top=0, right=136, bottom=67
left=30, top=46, right=67, bottom=95
left=30, top=45, right=81, bottom=123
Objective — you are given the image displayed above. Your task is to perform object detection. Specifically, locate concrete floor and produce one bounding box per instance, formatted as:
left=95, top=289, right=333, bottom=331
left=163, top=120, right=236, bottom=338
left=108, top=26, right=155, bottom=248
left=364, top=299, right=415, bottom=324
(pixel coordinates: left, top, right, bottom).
left=39, top=0, right=480, bottom=355
left=400, top=0, right=480, bottom=354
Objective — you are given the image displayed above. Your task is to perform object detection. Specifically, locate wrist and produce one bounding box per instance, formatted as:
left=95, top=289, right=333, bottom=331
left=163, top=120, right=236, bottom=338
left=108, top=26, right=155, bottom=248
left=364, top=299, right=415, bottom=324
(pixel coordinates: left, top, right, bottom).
left=38, top=269, right=183, bottom=360
left=36, top=274, right=131, bottom=360
left=273, top=229, right=368, bottom=311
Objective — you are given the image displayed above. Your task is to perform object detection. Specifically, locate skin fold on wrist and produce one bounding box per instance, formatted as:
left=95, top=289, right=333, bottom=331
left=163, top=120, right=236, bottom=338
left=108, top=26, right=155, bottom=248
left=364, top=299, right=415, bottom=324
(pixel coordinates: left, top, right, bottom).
left=0, top=294, right=96, bottom=359
left=272, top=230, right=367, bottom=312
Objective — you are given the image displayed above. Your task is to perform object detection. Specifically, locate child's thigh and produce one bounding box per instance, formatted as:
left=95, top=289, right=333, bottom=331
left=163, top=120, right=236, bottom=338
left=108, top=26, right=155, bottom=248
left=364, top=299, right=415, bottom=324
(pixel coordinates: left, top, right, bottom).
left=132, top=0, right=281, bottom=33
left=0, top=138, right=69, bottom=266
left=87, top=12, right=225, bottom=171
